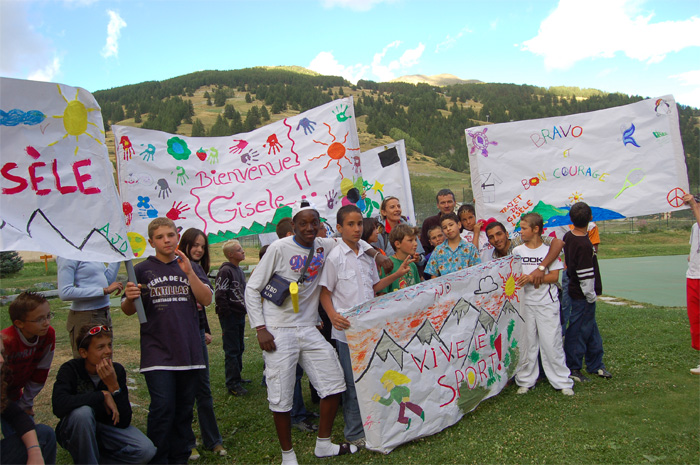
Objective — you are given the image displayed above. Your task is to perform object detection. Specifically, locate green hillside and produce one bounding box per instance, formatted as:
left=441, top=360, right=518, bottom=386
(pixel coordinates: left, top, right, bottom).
left=96, top=66, right=700, bottom=217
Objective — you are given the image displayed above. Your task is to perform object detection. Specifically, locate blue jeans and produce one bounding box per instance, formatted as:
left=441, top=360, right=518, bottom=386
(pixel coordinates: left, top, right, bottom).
left=218, top=313, right=246, bottom=388
left=564, top=299, right=605, bottom=372
left=337, top=342, right=364, bottom=441
left=144, top=369, right=199, bottom=464
left=186, top=329, right=223, bottom=451
left=56, top=405, right=154, bottom=464
left=2, top=423, right=56, bottom=464
left=560, top=272, right=572, bottom=333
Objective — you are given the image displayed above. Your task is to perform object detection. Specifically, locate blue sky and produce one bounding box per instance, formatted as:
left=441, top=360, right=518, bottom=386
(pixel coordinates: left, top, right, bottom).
left=2, top=0, right=699, bottom=107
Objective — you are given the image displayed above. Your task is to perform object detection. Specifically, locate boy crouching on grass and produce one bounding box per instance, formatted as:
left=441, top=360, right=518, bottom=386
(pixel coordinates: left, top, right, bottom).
left=121, top=217, right=213, bottom=464
left=319, top=205, right=415, bottom=448
left=513, top=213, right=574, bottom=396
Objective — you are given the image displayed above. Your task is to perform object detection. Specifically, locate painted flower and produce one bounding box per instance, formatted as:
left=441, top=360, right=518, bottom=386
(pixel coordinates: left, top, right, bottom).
left=167, top=137, right=191, bottom=160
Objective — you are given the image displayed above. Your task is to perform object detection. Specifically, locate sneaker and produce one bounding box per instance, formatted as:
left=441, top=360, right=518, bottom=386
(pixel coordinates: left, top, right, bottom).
left=228, top=383, right=248, bottom=396
left=590, top=368, right=612, bottom=379
left=211, top=445, right=227, bottom=457
left=691, top=365, right=700, bottom=375
left=188, top=448, right=200, bottom=461
left=569, top=370, right=590, bottom=383
left=561, top=388, right=575, bottom=396
left=349, top=437, right=366, bottom=448
left=292, top=418, right=318, bottom=432
left=516, top=386, right=530, bottom=394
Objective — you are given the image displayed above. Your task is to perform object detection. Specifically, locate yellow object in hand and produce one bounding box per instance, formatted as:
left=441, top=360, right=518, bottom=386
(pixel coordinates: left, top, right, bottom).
left=289, top=282, right=299, bottom=313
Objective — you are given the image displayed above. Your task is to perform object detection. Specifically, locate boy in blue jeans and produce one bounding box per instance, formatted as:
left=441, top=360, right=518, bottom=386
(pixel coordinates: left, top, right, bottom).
left=122, top=217, right=213, bottom=463
left=319, top=205, right=413, bottom=447
left=563, top=203, right=612, bottom=382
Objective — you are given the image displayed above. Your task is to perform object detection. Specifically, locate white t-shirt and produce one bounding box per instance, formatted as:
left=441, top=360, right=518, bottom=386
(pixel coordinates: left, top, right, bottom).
left=688, top=223, right=700, bottom=279
left=246, top=236, right=370, bottom=328
left=319, top=240, right=380, bottom=343
left=461, top=229, right=492, bottom=256
left=513, top=243, right=564, bottom=305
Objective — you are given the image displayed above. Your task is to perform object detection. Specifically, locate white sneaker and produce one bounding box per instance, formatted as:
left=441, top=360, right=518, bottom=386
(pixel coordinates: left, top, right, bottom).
left=561, top=388, right=575, bottom=396
left=516, top=386, right=530, bottom=394
left=189, top=448, right=200, bottom=461
left=690, top=365, right=700, bottom=375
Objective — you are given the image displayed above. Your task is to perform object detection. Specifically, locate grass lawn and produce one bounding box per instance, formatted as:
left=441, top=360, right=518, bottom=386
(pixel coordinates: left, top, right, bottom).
left=1, top=230, right=697, bottom=464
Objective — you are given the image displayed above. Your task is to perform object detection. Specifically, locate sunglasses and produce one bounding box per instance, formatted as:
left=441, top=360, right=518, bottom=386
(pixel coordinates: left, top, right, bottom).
left=79, top=325, right=111, bottom=349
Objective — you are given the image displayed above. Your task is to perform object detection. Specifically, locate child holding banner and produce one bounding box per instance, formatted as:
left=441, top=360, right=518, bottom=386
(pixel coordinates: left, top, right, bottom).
left=121, top=217, right=212, bottom=464
left=319, top=205, right=415, bottom=448
left=513, top=213, right=574, bottom=396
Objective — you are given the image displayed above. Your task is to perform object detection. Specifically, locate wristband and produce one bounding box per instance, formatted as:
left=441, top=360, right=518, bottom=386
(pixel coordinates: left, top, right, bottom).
left=112, top=388, right=121, bottom=396
left=373, top=253, right=381, bottom=261
left=27, top=445, right=40, bottom=451
left=256, top=325, right=267, bottom=332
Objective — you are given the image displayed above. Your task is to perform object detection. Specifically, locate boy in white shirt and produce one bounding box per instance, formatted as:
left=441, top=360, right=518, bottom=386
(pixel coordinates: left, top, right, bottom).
left=513, top=213, right=574, bottom=396
left=319, top=205, right=413, bottom=447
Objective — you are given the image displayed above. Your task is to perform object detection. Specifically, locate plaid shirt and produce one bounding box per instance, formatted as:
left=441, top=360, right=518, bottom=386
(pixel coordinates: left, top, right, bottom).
left=425, top=239, right=481, bottom=277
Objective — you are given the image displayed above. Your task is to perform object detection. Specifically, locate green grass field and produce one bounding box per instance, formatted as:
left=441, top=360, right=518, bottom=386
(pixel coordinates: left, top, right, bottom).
left=1, top=231, right=698, bottom=464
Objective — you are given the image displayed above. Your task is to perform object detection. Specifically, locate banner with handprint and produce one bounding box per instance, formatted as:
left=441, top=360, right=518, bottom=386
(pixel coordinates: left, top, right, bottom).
left=467, top=95, right=690, bottom=232
left=114, top=98, right=362, bottom=256
left=0, top=77, right=131, bottom=262
left=359, top=140, right=416, bottom=224
left=344, top=256, right=524, bottom=453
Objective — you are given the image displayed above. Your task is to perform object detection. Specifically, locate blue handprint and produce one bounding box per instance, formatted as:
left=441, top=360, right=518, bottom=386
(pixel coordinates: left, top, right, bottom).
left=332, top=104, right=352, bottom=122
left=296, top=117, right=317, bottom=135
left=139, top=144, right=156, bottom=162
left=138, top=205, right=158, bottom=219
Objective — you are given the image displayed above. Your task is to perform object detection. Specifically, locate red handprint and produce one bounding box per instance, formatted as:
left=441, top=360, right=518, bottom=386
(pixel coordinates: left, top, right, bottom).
left=264, top=134, right=283, bottom=155
left=122, top=202, right=133, bottom=226
left=166, top=201, right=190, bottom=221
left=229, top=139, right=249, bottom=154
left=119, top=136, right=135, bottom=160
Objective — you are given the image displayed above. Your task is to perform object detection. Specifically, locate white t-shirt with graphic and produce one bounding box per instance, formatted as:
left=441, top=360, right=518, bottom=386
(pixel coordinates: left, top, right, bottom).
left=513, top=243, right=564, bottom=305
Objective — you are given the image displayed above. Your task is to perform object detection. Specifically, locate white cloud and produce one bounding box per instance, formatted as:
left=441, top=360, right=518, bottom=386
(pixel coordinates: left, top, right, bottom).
left=0, top=1, right=61, bottom=81
left=101, top=10, right=126, bottom=59
left=27, top=56, right=62, bottom=82
left=372, top=41, right=424, bottom=81
left=522, top=0, right=700, bottom=70
left=308, top=52, right=369, bottom=84
left=320, top=0, right=395, bottom=12
left=63, top=0, right=101, bottom=5
left=435, top=27, right=471, bottom=53
left=670, top=70, right=700, bottom=107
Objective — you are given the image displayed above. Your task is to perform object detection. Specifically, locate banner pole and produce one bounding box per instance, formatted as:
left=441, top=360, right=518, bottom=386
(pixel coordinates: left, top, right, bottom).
left=125, top=260, right=147, bottom=324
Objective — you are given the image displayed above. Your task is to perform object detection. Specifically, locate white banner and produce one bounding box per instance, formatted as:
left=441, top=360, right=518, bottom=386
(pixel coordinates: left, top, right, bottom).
left=345, top=257, right=524, bottom=453
left=114, top=98, right=361, bottom=256
left=359, top=140, right=417, bottom=225
left=467, top=96, right=690, bottom=231
left=0, top=77, right=131, bottom=261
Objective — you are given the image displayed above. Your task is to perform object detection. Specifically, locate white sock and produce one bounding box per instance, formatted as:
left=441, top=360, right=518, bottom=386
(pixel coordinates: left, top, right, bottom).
left=281, top=448, right=298, bottom=465
left=314, top=437, right=358, bottom=457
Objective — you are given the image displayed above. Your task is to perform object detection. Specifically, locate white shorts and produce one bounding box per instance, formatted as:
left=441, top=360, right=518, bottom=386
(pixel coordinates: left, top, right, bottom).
left=262, top=326, right=345, bottom=412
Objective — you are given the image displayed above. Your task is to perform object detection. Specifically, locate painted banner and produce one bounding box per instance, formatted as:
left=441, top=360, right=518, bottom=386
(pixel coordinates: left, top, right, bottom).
left=344, top=257, right=523, bottom=453
left=114, top=98, right=362, bottom=256
left=466, top=96, right=690, bottom=231
left=359, top=140, right=417, bottom=224
left=0, top=77, right=131, bottom=262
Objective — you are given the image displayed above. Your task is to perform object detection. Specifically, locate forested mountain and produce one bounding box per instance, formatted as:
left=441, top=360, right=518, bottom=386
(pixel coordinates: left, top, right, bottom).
left=94, top=66, right=700, bottom=192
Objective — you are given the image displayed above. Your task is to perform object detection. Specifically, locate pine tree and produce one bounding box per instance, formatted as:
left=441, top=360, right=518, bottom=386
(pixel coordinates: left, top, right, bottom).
left=260, top=105, right=270, bottom=121
left=191, top=119, right=206, bottom=137
left=245, top=93, right=252, bottom=103
left=224, top=104, right=236, bottom=119
left=0, top=251, right=24, bottom=277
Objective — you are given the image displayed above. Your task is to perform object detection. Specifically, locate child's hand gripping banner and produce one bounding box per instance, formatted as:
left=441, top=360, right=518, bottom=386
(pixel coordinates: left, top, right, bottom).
left=0, top=77, right=131, bottom=261
left=114, top=98, right=361, bottom=256
left=466, top=95, right=690, bottom=231
left=344, top=257, right=524, bottom=453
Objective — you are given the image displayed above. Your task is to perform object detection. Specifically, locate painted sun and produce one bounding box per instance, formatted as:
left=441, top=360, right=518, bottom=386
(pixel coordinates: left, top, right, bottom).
left=568, top=191, right=584, bottom=204
left=310, top=122, right=360, bottom=177
left=497, top=260, right=521, bottom=306
left=48, top=85, right=104, bottom=155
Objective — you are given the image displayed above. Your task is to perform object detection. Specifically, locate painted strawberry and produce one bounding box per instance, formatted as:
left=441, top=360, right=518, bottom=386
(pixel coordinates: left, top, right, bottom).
left=196, top=147, right=207, bottom=161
